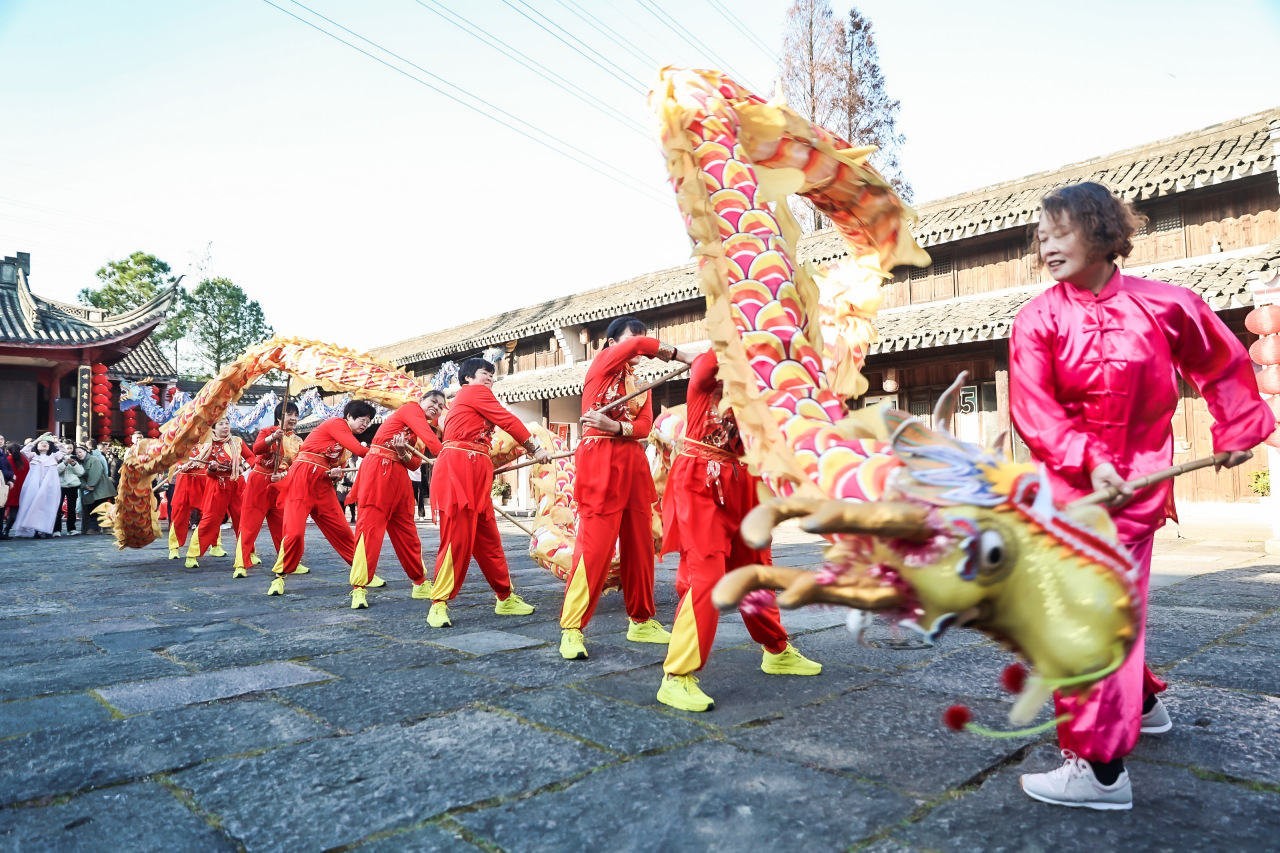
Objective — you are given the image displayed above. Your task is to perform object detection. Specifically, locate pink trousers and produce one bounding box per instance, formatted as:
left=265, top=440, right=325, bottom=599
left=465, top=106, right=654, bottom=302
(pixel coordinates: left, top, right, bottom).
left=1054, top=533, right=1167, bottom=762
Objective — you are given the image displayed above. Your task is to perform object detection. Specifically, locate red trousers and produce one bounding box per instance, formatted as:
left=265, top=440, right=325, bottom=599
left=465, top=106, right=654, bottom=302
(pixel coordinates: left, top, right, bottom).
left=167, top=474, right=207, bottom=549
left=560, top=438, right=656, bottom=631
left=428, top=447, right=513, bottom=601
left=1055, top=533, right=1167, bottom=762
left=271, top=465, right=356, bottom=575
left=351, top=459, right=426, bottom=587
left=195, top=478, right=241, bottom=556
left=236, top=470, right=284, bottom=568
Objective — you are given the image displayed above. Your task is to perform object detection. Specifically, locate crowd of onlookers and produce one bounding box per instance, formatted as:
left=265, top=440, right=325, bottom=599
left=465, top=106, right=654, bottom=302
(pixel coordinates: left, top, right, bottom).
left=0, top=432, right=119, bottom=540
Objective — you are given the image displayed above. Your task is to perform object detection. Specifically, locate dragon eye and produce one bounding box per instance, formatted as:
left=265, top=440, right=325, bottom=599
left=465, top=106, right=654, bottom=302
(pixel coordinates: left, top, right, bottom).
left=979, top=530, right=1005, bottom=571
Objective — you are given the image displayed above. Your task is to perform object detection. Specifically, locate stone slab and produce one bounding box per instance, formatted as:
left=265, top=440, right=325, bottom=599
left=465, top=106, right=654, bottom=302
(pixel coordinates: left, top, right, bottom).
left=495, top=686, right=710, bottom=754
left=354, top=823, right=484, bottom=852
left=1232, top=611, right=1280, bottom=650
left=163, top=625, right=382, bottom=669
left=732, top=684, right=1040, bottom=795
left=0, top=781, right=235, bottom=852
left=92, top=620, right=258, bottom=653
left=1144, top=604, right=1265, bottom=666
left=0, top=636, right=101, bottom=668
left=582, top=646, right=879, bottom=728
left=0, top=650, right=189, bottom=702
left=896, top=642, right=1028, bottom=701
left=1132, top=685, right=1280, bottom=785
left=236, top=607, right=370, bottom=631
left=172, top=709, right=609, bottom=852
left=781, top=622, right=984, bottom=672
left=142, top=603, right=283, bottom=627
left=97, top=661, right=332, bottom=714
left=457, top=740, right=915, bottom=853
left=427, top=630, right=546, bottom=655
left=275, top=665, right=513, bottom=731
left=0, top=700, right=327, bottom=806
left=447, top=641, right=654, bottom=688
left=306, top=642, right=460, bottom=678
left=894, top=745, right=1280, bottom=853
left=0, top=615, right=160, bottom=642
left=1167, top=643, right=1280, bottom=695
left=0, top=692, right=113, bottom=738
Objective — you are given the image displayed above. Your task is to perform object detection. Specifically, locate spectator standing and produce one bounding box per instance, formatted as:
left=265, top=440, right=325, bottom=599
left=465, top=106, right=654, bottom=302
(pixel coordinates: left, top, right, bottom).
left=79, top=445, right=117, bottom=535
left=13, top=437, right=63, bottom=538
left=55, top=442, right=85, bottom=535
left=4, top=442, right=27, bottom=538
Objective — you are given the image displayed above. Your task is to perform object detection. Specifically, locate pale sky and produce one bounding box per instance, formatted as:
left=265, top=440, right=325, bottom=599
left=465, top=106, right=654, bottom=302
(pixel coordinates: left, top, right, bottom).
left=2, top=0, right=1278, bottom=355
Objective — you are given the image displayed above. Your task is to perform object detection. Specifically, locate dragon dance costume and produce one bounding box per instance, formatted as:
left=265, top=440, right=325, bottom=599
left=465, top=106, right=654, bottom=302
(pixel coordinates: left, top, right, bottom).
left=559, top=335, right=674, bottom=637
left=661, top=351, right=791, bottom=677
left=167, top=444, right=218, bottom=554
left=234, top=425, right=302, bottom=573
left=270, top=417, right=367, bottom=579
left=427, top=384, right=531, bottom=606
left=349, top=403, right=442, bottom=592
left=190, top=435, right=253, bottom=561
left=1011, top=267, right=1273, bottom=763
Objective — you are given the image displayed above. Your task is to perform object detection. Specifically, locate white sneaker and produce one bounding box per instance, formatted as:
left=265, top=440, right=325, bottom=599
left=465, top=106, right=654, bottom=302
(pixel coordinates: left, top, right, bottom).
left=1020, top=750, right=1132, bottom=811
left=53, top=532, right=62, bottom=537
left=1140, top=696, right=1172, bottom=735
left=68, top=530, right=80, bottom=536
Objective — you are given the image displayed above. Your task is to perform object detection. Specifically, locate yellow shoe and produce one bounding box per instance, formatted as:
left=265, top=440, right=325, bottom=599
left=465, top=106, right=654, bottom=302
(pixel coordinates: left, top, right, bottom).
left=209, top=545, right=227, bottom=558
left=761, top=644, right=823, bottom=676
left=657, top=673, right=715, bottom=712
left=168, top=548, right=179, bottom=560
left=367, top=575, right=386, bottom=588
left=184, top=557, right=199, bottom=569
left=350, top=587, right=368, bottom=609
left=411, top=582, right=432, bottom=600
left=559, top=628, right=588, bottom=660
left=427, top=601, right=451, bottom=628
left=294, top=565, right=311, bottom=575
left=267, top=574, right=285, bottom=595
left=250, top=553, right=262, bottom=566
left=232, top=566, right=247, bottom=579
left=494, top=593, right=534, bottom=616
left=627, top=619, right=672, bottom=645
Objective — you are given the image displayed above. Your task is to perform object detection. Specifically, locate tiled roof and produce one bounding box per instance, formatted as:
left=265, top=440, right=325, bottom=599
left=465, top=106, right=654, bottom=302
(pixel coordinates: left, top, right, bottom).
left=0, top=270, right=179, bottom=348
left=107, top=337, right=177, bottom=381
left=870, top=240, right=1280, bottom=355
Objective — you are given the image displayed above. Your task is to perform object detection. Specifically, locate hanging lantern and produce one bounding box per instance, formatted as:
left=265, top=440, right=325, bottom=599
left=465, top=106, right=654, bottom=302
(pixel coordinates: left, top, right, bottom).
left=91, top=363, right=108, bottom=375
left=1246, top=303, right=1280, bottom=447
left=147, top=425, right=160, bottom=438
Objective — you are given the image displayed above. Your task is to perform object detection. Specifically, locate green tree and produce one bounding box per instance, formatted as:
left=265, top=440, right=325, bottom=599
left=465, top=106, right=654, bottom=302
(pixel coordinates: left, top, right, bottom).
left=78, top=250, right=190, bottom=371
left=185, top=277, right=274, bottom=376
left=834, top=8, right=911, bottom=201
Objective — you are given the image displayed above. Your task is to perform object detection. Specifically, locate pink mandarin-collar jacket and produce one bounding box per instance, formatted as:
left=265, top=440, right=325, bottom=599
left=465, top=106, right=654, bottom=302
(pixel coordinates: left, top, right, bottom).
left=1010, top=267, right=1274, bottom=542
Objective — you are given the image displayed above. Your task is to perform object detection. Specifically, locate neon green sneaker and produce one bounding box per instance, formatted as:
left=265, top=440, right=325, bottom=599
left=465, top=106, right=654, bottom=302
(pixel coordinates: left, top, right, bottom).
left=627, top=619, right=671, bottom=644
left=208, top=544, right=227, bottom=558
left=367, top=575, right=386, bottom=588
left=184, top=557, right=199, bottom=569
left=657, top=674, right=715, bottom=712
left=495, top=593, right=534, bottom=615
left=294, top=565, right=311, bottom=575
left=231, top=565, right=247, bottom=579
left=427, top=601, right=451, bottom=628
left=411, top=582, right=432, bottom=600
left=761, top=644, right=822, bottom=676
left=168, top=548, right=180, bottom=560
left=560, top=629, right=588, bottom=660
left=267, top=574, right=285, bottom=596
left=250, top=553, right=262, bottom=566
left=350, top=587, right=368, bottom=609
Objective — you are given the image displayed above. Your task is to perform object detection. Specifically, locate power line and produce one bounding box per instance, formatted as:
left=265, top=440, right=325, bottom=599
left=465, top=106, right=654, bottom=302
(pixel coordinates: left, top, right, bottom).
left=635, top=0, right=760, bottom=91
left=553, top=0, right=658, bottom=69
left=496, top=0, right=647, bottom=95
left=406, top=0, right=647, bottom=136
left=704, top=0, right=778, bottom=64
left=260, top=0, right=671, bottom=207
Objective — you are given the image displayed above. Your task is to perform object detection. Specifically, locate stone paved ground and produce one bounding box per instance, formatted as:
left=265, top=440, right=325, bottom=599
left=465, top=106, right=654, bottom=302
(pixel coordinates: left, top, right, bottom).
left=0, top=523, right=1277, bottom=852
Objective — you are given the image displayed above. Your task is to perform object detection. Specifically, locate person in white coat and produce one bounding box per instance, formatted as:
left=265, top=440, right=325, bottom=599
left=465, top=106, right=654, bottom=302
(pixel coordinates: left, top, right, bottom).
left=13, top=436, right=63, bottom=539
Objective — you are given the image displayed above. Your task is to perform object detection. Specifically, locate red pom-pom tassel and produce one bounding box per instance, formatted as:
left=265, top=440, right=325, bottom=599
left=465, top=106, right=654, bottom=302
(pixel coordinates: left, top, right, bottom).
left=943, top=704, right=972, bottom=732
left=1000, top=663, right=1029, bottom=694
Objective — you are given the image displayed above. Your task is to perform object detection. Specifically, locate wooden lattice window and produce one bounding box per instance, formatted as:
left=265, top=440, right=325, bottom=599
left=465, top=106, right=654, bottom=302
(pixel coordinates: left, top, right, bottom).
left=1136, top=204, right=1181, bottom=236
left=932, top=253, right=952, bottom=275
left=909, top=264, right=928, bottom=282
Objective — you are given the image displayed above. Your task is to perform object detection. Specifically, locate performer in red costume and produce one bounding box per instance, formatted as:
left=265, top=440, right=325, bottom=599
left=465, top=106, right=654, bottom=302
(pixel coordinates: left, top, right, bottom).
left=167, top=442, right=215, bottom=559
left=233, top=402, right=302, bottom=578
left=187, top=416, right=255, bottom=567
left=656, top=350, right=823, bottom=710
left=1012, top=183, right=1272, bottom=810
left=426, top=358, right=548, bottom=628
left=267, top=400, right=375, bottom=595
left=557, top=317, right=694, bottom=661
left=346, top=390, right=447, bottom=609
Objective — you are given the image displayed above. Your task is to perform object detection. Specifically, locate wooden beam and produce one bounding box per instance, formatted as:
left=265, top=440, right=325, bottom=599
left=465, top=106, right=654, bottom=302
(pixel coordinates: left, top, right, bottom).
left=993, top=339, right=1013, bottom=460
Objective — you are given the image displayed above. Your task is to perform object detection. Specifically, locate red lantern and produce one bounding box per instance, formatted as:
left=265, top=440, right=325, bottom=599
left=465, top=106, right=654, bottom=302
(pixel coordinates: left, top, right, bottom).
left=147, top=425, right=160, bottom=438
left=1249, top=336, right=1280, bottom=365
left=91, top=363, right=108, bottom=375
left=1266, top=430, right=1280, bottom=450
left=92, top=395, right=110, bottom=406
left=1246, top=305, right=1280, bottom=336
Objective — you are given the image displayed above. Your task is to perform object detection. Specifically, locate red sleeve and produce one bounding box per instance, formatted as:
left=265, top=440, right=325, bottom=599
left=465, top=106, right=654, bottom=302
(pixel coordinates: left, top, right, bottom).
left=593, top=336, right=661, bottom=379
left=325, top=418, right=369, bottom=458
left=632, top=393, right=654, bottom=440
left=473, top=387, right=532, bottom=444
left=689, top=350, right=718, bottom=394
left=399, top=404, right=444, bottom=455
left=238, top=439, right=257, bottom=467
left=253, top=427, right=276, bottom=456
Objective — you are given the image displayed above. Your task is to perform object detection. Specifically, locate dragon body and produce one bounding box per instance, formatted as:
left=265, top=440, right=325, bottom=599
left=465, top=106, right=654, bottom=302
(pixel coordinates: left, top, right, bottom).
left=651, top=67, right=1139, bottom=711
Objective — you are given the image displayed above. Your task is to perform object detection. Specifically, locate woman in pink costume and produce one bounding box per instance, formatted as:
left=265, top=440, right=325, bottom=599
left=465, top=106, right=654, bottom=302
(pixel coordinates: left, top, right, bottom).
left=1010, top=182, right=1272, bottom=810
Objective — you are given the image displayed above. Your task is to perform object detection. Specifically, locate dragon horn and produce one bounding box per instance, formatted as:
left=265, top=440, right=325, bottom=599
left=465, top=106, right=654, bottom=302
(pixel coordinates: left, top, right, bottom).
left=798, top=500, right=934, bottom=542
left=931, top=371, right=969, bottom=436
left=740, top=497, right=827, bottom=548
left=712, top=564, right=906, bottom=612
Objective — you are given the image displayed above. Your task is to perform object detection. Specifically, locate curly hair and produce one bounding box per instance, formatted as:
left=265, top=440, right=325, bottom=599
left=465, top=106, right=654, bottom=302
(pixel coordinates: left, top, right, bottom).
left=1033, top=182, right=1147, bottom=263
